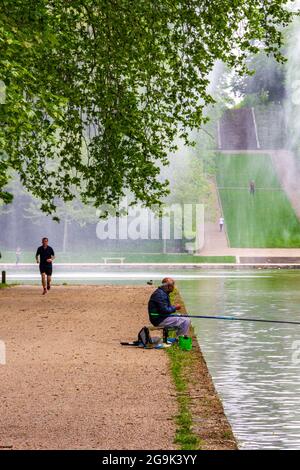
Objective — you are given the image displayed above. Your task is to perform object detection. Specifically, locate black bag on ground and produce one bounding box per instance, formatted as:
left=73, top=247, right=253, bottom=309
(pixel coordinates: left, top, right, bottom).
left=138, top=326, right=152, bottom=347
left=121, top=326, right=162, bottom=348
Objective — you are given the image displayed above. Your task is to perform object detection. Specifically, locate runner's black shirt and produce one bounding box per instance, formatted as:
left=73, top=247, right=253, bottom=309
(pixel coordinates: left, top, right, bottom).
left=36, top=246, right=55, bottom=266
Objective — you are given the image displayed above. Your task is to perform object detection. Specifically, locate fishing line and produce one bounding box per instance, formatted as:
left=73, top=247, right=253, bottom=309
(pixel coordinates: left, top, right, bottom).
left=150, top=313, right=300, bottom=326
left=148, top=282, right=300, bottom=325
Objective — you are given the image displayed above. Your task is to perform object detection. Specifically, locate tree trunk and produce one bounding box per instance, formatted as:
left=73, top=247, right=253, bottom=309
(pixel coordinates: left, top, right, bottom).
left=62, top=218, right=68, bottom=253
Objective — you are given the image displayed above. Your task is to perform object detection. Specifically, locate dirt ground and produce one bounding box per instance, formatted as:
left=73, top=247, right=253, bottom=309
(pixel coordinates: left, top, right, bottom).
left=0, top=285, right=177, bottom=450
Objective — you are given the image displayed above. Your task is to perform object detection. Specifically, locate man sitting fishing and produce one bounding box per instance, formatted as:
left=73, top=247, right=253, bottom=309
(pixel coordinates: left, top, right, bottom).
left=148, top=277, right=191, bottom=336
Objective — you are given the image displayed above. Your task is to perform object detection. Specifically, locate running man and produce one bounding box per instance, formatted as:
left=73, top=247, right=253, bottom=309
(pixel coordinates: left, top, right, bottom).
left=35, top=237, right=55, bottom=295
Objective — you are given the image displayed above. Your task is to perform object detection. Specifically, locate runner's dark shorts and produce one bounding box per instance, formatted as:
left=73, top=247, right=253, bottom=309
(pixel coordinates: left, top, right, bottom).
left=39, top=264, right=52, bottom=275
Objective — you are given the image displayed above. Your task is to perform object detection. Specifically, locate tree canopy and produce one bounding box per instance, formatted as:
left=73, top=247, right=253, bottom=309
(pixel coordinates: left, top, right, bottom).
left=0, top=0, right=294, bottom=214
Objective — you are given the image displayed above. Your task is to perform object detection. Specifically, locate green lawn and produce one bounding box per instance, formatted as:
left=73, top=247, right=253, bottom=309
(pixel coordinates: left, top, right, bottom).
left=217, top=153, right=300, bottom=247
left=0, top=251, right=235, bottom=264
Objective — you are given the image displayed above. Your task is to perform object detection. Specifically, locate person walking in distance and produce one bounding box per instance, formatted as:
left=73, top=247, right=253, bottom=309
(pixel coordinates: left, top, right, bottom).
left=249, top=180, right=255, bottom=196
left=36, top=237, right=55, bottom=295
left=219, top=216, right=224, bottom=232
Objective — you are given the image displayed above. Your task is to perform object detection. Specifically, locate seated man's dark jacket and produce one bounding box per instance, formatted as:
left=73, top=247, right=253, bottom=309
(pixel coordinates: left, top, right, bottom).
left=148, top=287, right=176, bottom=326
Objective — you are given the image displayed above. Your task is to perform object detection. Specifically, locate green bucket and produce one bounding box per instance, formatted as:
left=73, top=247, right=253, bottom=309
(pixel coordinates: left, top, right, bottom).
left=178, top=335, right=192, bottom=351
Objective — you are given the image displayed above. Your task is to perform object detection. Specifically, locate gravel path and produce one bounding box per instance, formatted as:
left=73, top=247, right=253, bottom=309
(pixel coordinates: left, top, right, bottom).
left=0, top=285, right=176, bottom=450
left=200, top=178, right=229, bottom=255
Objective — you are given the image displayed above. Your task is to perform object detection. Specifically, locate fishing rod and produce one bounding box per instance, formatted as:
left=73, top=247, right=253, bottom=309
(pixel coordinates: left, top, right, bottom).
left=150, top=313, right=300, bottom=326
left=147, top=281, right=300, bottom=326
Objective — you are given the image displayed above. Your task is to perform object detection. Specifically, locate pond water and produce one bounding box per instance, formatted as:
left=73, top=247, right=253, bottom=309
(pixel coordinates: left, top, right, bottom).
left=177, top=271, right=300, bottom=450
left=5, top=266, right=300, bottom=449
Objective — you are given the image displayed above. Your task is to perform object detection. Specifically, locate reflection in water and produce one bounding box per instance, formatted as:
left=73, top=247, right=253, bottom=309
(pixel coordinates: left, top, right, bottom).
left=178, top=272, right=300, bottom=449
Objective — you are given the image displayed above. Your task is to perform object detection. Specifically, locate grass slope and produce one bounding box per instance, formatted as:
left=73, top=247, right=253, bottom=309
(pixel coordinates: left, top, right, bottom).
left=0, top=251, right=235, bottom=264
left=217, top=153, right=300, bottom=247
